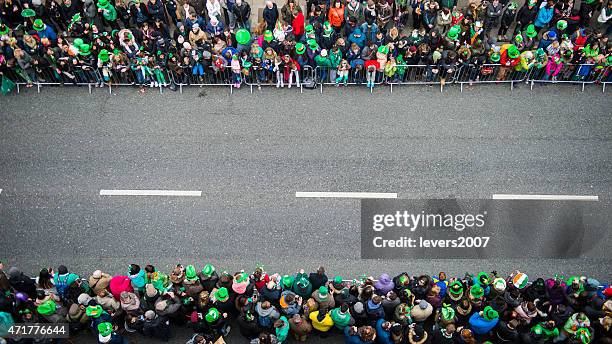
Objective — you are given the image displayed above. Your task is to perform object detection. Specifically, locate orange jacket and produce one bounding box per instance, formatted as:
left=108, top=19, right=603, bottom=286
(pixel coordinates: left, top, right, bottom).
left=328, top=6, right=345, bottom=28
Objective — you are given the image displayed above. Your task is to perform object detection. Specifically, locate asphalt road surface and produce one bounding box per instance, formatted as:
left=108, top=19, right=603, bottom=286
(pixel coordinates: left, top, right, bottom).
left=1, top=83, right=611, bottom=343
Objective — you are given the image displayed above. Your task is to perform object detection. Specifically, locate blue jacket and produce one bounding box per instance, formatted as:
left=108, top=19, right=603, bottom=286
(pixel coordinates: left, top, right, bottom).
left=375, top=318, right=393, bottom=344
left=359, top=23, right=379, bottom=43
left=348, top=28, right=367, bottom=49
left=534, top=6, right=553, bottom=27
left=206, top=21, right=225, bottom=36
left=37, top=24, right=57, bottom=42
left=469, top=312, right=499, bottom=335
left=344, top=326, right=370, bottom=344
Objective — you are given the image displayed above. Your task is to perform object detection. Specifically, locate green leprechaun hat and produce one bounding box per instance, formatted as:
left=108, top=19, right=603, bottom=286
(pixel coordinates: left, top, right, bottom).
left=263, top=30, right=273, bottom=42
left=201, top=264, right=215, bottom=277
left=0, top=24, right=9, bottom=36
left=307, top=39, right=319, bottom=51
left=205, top=308, right=220, bottom=323
left=377, top=45, right=389, bottom=55
left=490, top=52, right=500, bottom=63
left=525, top=24, right=537, bottom=38
left=295, top=42, right=306, bottom=55
left=282, top=275, right=294, bottom=289
left=79, top=44, right=92, bottom=56
left=21, top=8, right=36, bottom=18
left=482, top=306, right=499, bottom=321
left=470, top=284, right=484, bottom=298
left=447, top=25, right=460, bottom=40
left=448, top=281, right=464, bottom=300
left=185, top=265, right=198, bottom=281
left=97, top=0, right=111, bottom=8
left=98, top=322, right=113, bottom=337
left=305, top=24, right=314, bottom=35
left=556, top=20, right=567, bottom=31
left=215, top=287, right=229, bottom=302
left=507, top=44, right=520, bottom=59
left=33, top=19, right=45, bottom=31
left=98, top=49, right=110, bottom=62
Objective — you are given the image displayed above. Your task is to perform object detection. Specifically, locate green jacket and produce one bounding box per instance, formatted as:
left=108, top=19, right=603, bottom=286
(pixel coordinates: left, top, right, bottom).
left=330, top=307, right=352, bottom=329
left=275, top=316, right=290, bottom=342
left=315, top=55, right=332, bottom=68
left=330, top=50, right=342, bottom=68
left=100, top=5, right=117, bottom=21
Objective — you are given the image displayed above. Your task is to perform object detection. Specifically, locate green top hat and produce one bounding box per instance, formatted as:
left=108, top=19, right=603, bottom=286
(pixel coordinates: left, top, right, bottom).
left=236, top=28, right=251, bottom=45
left=556, top=20, right=567, bottom=31
left=21, top=8, right=36, bottom=17
left=98, top=49, right=110, bottom=62
left=185, top=265, right=198, bottom=281
left=470, top=284, right=484, bottom=298
left=295, top=42, right=306, bottom=55
left=447, top=25, right=460, bottom=40
left=79, top=44, right=92, bottom=56
left=525, top=24, right=537, bottom=38
left=33, top=19, right=45, bottom=31
left=97, top=322, right=113, bottom=337
left=201, top=264, right=215, bottom=277
left=97, top=0, right=111, bottom=8
left=490, top=52, right=501, bottom=63
left=282, top=275, right=294, bottom=288
left=0, top=24, right=9, bottom=36
left=264, top=30, right=273, bottom=42
left=205, top=308, right=220, bottom=323
left=449, top=281, right=464, bottom=296
left=307, top=39, right=319, bottom=50
left=86, top=304, right=103, bottom=318
left=305, top=24, right=314, bottom=35
left=215, top=287, right=229, bottom=302
left=377, top=45, right=389, bottom=55
left=483, top=306, right=499, bottom=321
left=507, top=44, right=520, bottom=59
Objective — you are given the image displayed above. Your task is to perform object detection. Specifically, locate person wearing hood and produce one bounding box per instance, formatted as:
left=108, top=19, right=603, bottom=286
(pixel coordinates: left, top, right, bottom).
left=119, top=291, right=140, bottom=315
left=88, top=270, right=112, bottom=296
left=348, top=28, right=367, bottom=49
left=410, top=300, right=433, bottom=323
left=309, top=307, right=334, bottom=335
left=374, top=274, right=395, bottom=295
left=274, top=316, right=290, bottom=343
left=109, top=275, right=134, bottom=301
left=142, top=309, right=171, bottom=341
left=256, top=300, right=281, bottom=329
left=128, top=264, right=146, bottom=291
left=288, top=313, right=312, bottom=341
left=95, top=288, right=121, bottom=314
left=7, top=267, right=37, bottom=299
left=365, top=295, right=385, bottom=321
left=292, top=271, right=313, bottom=299
left=279, top=289, right=302, bottom=316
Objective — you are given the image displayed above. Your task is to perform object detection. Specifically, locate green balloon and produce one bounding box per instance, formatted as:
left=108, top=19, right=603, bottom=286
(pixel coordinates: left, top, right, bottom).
left=236, top=29, right=251, bottom=45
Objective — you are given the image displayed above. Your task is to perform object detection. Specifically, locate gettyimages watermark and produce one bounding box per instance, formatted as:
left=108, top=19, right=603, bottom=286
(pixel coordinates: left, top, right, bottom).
left=361, top=199, right=609, bottom=259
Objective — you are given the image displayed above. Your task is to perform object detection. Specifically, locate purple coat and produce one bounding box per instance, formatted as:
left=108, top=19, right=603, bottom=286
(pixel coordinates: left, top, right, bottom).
left=374, top=274, right=395, bottom=295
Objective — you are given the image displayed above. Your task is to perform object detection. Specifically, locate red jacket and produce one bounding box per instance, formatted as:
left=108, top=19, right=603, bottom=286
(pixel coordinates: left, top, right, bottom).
left=292, top=12, right=305, bottom=36
left=500, top=51, right=520, bottom=67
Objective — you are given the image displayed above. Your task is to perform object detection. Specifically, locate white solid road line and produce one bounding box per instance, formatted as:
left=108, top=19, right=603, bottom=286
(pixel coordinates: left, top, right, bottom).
left=100, top=190, right=202, bottom=197
left=492, top=194, right=599, bottom=201
left=295, top=192, right=398, bottom=199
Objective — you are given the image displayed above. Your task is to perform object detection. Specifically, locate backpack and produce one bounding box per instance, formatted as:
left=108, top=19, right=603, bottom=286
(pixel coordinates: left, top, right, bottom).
left=258, top=314, right=273, bottom=328
left=302, top=76, right=317, bottom=89
left=0, top=311, right=14, bottom=337
left=55, top=274, right=70, bottom=300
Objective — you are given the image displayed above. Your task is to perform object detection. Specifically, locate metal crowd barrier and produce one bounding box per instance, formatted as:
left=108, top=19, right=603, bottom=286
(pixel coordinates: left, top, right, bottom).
left=242, top=65, right=314, bottom=94
left=454, top=63, right=530, bottom=92
left=526, top=63, right=610, bottom=92
left=314, top=65, right=385, bottom=94
left=3, top=63, right=609, bottom=94
left=387, top=64, right=458, bottom=93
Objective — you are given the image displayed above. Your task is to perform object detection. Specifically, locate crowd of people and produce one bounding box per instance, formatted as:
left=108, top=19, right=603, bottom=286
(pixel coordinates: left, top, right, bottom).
left=0, top=262, right=611, bottom=343
left=0, top=0, right=610, bottom=92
